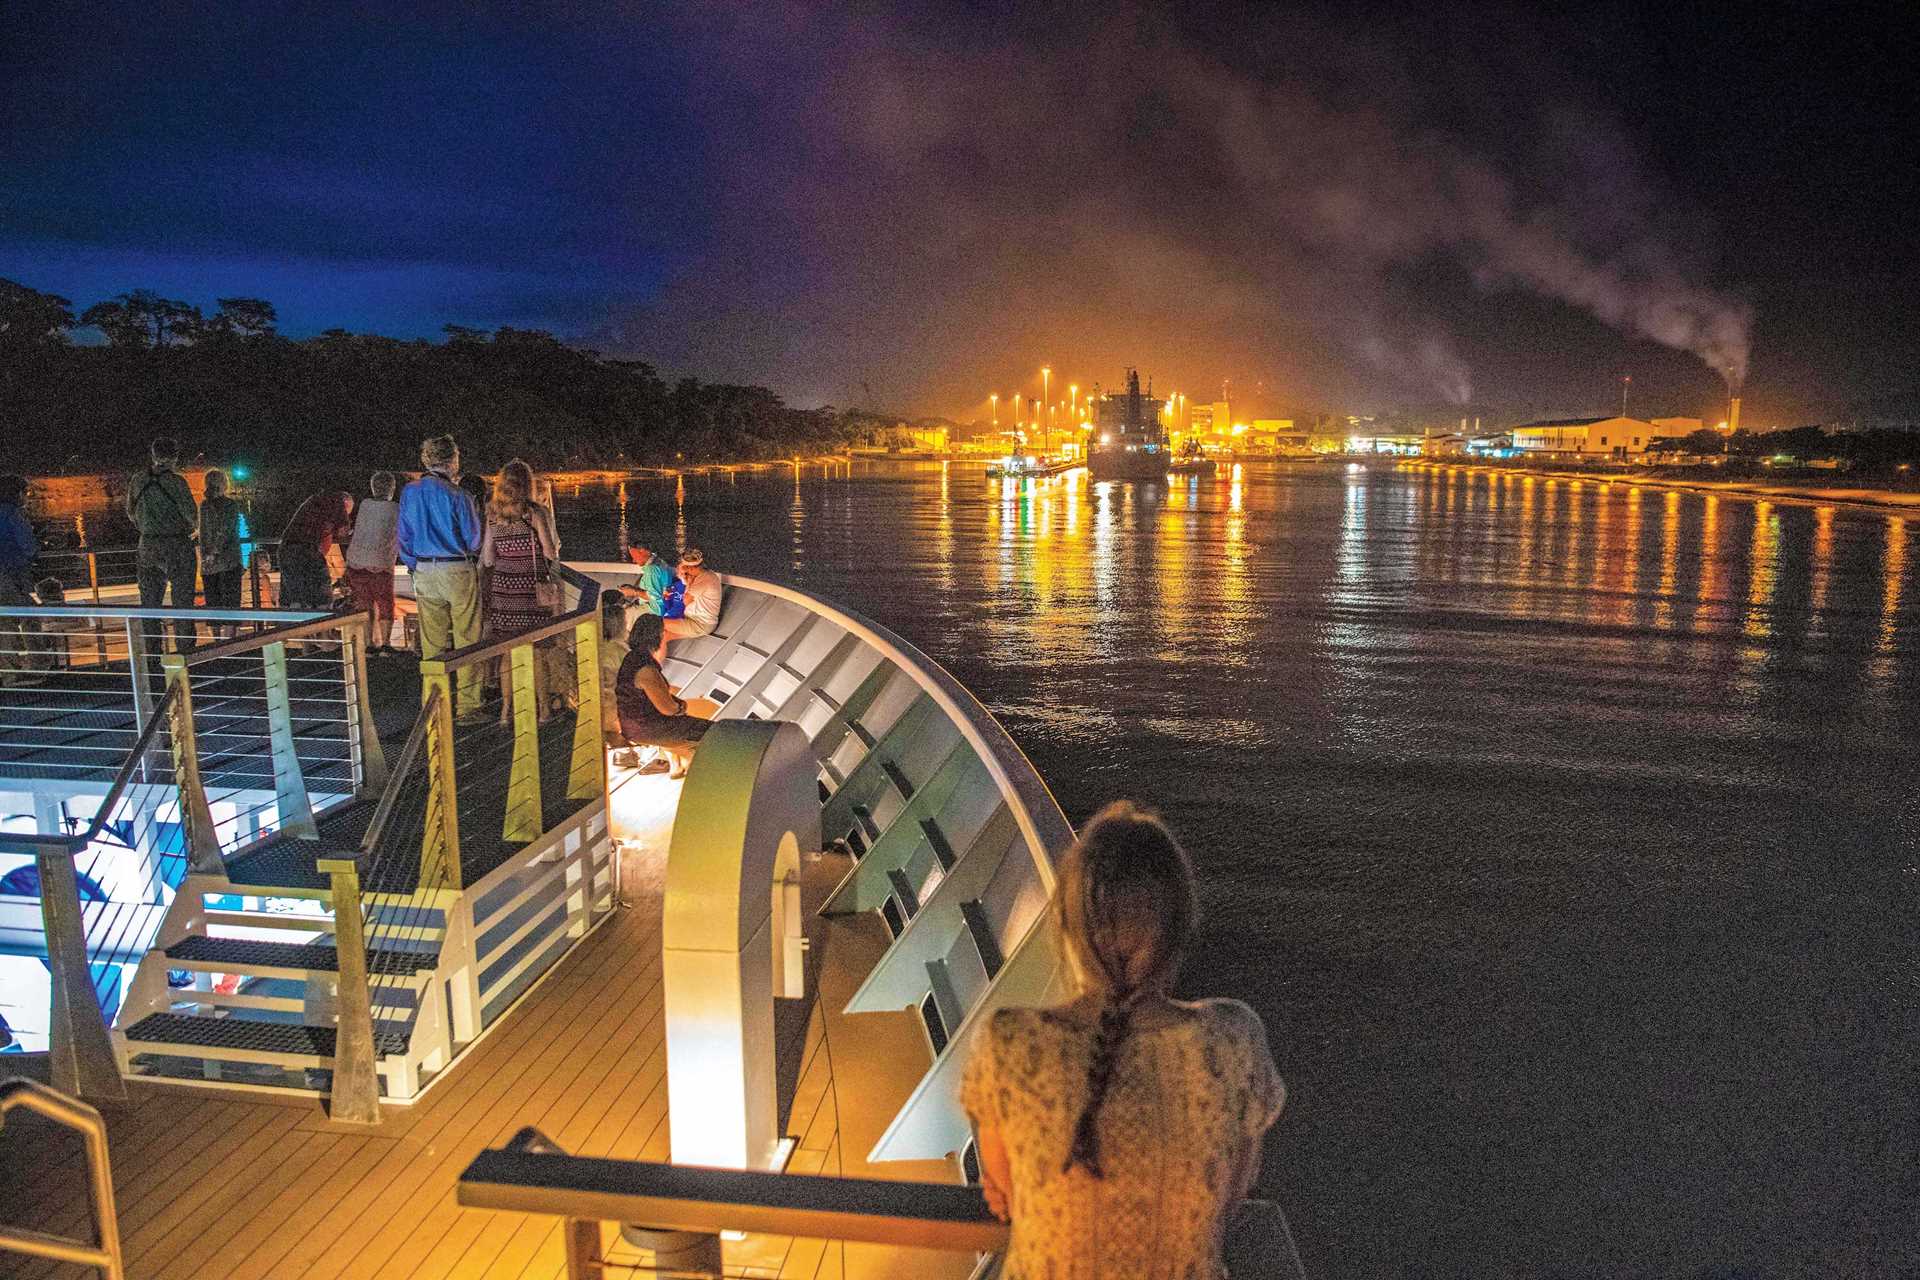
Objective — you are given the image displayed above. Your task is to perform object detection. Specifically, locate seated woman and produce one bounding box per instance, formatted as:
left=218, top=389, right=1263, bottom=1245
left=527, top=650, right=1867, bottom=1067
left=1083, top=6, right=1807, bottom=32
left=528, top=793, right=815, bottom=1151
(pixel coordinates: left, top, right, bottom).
left=615, top=612, right=709, bottom=778
left=962, top=801, right=1284, bottom=1280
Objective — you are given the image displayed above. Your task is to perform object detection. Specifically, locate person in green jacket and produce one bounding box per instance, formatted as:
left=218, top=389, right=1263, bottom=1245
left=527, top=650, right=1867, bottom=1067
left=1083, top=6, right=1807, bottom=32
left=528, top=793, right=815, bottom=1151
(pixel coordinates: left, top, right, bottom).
left=126, top=436, right=199, bottom=650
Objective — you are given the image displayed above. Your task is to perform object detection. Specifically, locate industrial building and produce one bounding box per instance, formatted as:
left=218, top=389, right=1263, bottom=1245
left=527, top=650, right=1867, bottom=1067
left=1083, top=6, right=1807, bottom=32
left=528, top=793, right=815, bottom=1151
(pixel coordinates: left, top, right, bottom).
left=1511, top=415, right=1657, bottom=459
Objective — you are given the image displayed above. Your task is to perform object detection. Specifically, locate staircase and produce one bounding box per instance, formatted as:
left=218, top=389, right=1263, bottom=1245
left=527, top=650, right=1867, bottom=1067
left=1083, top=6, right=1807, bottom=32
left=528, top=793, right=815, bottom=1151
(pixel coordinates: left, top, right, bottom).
left=113, top=806, right=461, bottom=1099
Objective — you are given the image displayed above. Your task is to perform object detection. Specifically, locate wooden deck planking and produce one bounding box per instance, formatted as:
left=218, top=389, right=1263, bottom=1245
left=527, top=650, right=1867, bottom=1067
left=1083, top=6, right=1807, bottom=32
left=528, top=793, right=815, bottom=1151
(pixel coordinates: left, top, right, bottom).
left=257, top=917, right=650, bottom=1280
left=289, top=918, right=660, bottom=1280
left=403, top=972, right=667, bottom=1279
left=0, top=899, right=661, bottom=1280
left=5, top=841, right=979, bottom=1280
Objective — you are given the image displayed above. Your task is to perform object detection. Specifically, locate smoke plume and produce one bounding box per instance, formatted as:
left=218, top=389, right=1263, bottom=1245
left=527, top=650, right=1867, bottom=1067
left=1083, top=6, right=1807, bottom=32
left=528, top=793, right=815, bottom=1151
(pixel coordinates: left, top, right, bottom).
left=614, top=3, right=1751, bottom=412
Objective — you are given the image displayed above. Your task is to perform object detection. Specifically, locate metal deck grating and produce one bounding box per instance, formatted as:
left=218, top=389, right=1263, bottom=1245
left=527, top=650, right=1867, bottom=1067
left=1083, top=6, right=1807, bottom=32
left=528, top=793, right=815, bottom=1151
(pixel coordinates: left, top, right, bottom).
left=122, top=1011, right=412, bottom=1057
left=164, top=934, right=440, bottom=975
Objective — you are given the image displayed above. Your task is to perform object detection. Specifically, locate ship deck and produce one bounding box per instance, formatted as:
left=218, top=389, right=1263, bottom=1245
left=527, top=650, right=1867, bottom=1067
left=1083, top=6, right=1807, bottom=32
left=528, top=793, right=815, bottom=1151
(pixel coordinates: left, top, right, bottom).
left=0, top=771, right=969, bottom=1280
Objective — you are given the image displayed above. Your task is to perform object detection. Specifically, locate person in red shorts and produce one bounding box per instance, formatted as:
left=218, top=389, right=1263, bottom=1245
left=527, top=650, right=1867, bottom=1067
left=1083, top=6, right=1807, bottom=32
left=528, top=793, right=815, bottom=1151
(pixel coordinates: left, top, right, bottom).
left=343, top=471, right=401, bottom=651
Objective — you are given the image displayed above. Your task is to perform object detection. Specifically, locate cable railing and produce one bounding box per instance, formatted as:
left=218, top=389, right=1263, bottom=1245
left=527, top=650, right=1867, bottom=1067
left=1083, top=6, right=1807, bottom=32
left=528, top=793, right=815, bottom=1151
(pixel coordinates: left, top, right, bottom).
left=30, top=537, right=284, bottom=604
left=0, top=600, right=387, bottom=1098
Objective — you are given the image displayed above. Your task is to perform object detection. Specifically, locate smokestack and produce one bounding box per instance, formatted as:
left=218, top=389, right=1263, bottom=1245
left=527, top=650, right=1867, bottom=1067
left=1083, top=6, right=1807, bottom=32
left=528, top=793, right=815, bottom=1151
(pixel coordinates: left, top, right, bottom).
left=1728, top=396, right=1742, bottom=434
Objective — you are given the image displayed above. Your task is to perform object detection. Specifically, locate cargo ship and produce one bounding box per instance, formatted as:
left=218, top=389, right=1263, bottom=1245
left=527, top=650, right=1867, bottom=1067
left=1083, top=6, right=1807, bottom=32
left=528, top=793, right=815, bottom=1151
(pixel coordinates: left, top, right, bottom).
left=1088, top=368, right=1172, bottom=480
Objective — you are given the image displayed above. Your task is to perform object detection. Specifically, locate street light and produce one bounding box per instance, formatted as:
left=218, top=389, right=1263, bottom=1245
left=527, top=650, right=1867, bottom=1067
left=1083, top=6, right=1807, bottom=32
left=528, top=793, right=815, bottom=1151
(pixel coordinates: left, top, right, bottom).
left=1041, top=366, right=1051, bottom=423
left=990, top=393, right=999, bottom=427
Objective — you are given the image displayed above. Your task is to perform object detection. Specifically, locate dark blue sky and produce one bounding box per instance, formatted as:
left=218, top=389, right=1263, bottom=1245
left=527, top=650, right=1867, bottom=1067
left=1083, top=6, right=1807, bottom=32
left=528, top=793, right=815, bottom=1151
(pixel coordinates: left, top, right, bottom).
left=3, top=6, right=696, bottom=335
left=4, top=2, right=1915, bottom=423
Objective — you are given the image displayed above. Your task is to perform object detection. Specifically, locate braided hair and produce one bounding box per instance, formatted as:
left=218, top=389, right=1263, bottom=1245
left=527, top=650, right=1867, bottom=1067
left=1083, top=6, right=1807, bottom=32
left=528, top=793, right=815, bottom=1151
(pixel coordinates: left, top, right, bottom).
left=1056, top=801, right=1197, bottom=1178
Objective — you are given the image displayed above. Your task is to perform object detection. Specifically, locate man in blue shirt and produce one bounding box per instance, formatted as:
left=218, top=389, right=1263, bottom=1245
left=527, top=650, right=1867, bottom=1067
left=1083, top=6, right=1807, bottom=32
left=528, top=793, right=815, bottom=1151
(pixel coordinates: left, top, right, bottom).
left=397, top=434, right=484, bottom=719
left=618, top=543, right=674, bottom=615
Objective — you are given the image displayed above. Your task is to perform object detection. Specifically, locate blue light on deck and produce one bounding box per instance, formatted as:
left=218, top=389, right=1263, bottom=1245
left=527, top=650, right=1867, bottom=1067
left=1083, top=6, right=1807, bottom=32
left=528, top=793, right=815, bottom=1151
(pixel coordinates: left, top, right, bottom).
left=231, top=465, right=251, bottom=482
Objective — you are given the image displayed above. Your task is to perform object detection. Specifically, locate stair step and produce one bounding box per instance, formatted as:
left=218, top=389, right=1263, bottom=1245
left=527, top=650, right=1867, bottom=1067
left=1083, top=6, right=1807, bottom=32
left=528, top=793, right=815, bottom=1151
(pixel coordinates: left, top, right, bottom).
left=164, top=935, right=440, bottom=977
left=122, top=1012, right=411, bottom=1058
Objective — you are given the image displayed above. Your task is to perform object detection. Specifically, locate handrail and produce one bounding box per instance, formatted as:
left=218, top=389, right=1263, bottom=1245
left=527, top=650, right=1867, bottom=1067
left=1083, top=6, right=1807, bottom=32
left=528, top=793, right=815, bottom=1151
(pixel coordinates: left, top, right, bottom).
left=458, top=1148, right=1008, bottom=1254
left=356, top=685, right=441, bottom=860
left=181, top=609, right=360, bottom=663
left=0, top=1078, right=125, bottom=1279
left=0, top=681, right=182, bottom=854
left=434, top=562, right=600, bottom=672
left=0, top=604, right=326, bottom=621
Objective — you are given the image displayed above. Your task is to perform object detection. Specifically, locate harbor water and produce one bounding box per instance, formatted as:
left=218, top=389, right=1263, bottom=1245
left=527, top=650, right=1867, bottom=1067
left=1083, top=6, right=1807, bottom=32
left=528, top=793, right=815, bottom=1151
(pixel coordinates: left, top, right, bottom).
left=31, top=460, right=1920, bottom=1276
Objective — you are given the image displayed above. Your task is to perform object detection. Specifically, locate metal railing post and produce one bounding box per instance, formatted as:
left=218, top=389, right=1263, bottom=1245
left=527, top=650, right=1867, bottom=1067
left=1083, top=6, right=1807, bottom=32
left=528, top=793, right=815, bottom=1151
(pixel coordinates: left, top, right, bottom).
left=123, top=619, right=153, bottom=745
left=161, top=656, right=224, bottom=875
left=262, top=639, right=320, bottom=840
left=505, top=641, right=544, bottom=843
left=316, top=855, right=382, bottom=1128
left=569, top=617, right=605, bottom=802
left=36, top=845, right=129, bottom=1105
left=342, top=616, right=388, bottom=797
left=419, top=660, right=465, bottom=890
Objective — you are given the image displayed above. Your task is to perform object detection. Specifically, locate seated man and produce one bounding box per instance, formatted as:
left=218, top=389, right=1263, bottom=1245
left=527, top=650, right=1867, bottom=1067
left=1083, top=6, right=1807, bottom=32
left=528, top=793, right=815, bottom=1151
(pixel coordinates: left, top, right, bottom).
left=662, top=547, right=721, bottom=643
left=617, top=543, right=674, bottom=615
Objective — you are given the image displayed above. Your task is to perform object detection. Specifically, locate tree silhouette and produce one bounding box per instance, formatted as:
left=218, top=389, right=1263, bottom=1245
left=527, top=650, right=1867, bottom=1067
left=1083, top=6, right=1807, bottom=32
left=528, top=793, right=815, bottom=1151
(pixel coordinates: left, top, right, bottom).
left=212, top=297, right=277, bottom=338
left=1, top=278, right=886, bottom=473
left=80, top=290, right=204, bottom=348
left=0, top=278, right=74, bottom=345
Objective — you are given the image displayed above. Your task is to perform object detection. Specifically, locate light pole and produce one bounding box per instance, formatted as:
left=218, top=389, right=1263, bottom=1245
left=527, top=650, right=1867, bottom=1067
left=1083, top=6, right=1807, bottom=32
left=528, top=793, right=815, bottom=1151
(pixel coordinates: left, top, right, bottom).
left=990, top=393, right=999, bottom=428
left=1069, top=384, right=1078, bottom=426
left=1041, top=367, right=1051, bottom=429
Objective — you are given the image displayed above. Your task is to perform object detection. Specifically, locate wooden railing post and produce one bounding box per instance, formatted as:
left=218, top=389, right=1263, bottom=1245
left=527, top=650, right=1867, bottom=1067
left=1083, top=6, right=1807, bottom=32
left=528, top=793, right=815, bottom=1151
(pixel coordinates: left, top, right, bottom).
left=568, top=616, right=605, bottom=802
left=161, top=656, right=224, bottom=875
left=262, top=639, right=320, bottom=840
left=563, top=1218, right=604, bottom=1280
left=419, top=662, right=464, bottom=890
left=36, top=845, right=128, bottom=1105
left=316, top=856, right=381, bottom=1128
left=505, top=641, right=544, bottom=843
left=341, top=616, right=388, bottom=797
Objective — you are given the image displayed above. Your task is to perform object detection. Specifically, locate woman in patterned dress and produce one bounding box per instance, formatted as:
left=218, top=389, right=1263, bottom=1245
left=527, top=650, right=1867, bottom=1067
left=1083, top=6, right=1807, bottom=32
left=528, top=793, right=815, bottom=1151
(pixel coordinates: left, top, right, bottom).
left=962, top=802, right=1285, bottom=1279
left=480, top=460, right=558, bottom=725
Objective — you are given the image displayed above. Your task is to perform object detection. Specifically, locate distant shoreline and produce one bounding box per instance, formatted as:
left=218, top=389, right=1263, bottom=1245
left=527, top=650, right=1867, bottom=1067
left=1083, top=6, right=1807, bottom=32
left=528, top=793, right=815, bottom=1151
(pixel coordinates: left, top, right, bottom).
left=1408, top=459, right=1920, bottom=519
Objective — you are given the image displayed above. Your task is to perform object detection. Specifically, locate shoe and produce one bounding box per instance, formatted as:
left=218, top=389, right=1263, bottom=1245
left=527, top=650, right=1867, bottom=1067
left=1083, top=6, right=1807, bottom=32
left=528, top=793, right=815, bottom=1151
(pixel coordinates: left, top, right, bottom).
left=612, top=749, right=642, bottom=769
left=638, top=758, right=671, bottom=776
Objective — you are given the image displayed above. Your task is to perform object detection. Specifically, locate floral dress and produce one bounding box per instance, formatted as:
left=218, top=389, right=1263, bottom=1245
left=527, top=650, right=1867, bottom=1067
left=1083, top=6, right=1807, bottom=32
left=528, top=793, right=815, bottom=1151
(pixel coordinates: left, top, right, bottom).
left=484, top=517, right=549, bottom=641
left=961, top=998, right=1284, bottom=1280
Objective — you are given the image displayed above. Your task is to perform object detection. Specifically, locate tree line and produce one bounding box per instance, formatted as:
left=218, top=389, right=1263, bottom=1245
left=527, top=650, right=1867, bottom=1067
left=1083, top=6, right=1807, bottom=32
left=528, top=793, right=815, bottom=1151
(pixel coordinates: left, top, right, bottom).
left=0, top=278, right=894, bottom=473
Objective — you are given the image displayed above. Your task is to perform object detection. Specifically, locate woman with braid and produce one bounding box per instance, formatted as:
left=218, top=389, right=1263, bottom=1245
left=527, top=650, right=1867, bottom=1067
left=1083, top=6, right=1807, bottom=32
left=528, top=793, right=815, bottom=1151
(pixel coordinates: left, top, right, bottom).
left=962, top=802, right=1284, bottom=1278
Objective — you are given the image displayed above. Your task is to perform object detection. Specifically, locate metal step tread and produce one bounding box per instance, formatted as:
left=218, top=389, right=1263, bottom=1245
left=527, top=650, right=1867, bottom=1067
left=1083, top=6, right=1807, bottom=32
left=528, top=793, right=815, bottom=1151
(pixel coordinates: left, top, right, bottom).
left=122, top=1012, right=410, bottom=1057
left=164, top=935, right=440, bottom=976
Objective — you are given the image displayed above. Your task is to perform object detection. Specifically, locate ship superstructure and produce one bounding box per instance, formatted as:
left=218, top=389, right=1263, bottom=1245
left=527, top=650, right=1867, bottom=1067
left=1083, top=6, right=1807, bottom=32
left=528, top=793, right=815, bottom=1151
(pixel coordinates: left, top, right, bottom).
left=1089, top=368, right=1170, bottom=479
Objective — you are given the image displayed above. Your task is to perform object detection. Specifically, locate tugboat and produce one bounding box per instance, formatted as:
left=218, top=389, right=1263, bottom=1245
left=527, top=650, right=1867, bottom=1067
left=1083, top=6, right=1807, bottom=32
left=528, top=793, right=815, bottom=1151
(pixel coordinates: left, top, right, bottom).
left=1088, top=368, right=1171, bottom=480
left=1167, top=437, right=1217, bottom=476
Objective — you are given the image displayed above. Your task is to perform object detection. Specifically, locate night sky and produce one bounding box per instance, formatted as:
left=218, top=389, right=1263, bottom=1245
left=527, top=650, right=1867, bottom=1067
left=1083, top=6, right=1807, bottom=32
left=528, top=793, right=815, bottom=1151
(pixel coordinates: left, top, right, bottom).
left=3, top=2, right=1914, bottom=425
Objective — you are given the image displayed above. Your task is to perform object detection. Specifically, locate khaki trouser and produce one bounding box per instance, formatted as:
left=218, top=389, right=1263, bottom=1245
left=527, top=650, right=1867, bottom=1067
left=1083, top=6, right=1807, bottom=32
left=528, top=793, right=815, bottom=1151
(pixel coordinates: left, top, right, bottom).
left=136, top=536, right=199, bottom=651
left=413, top=561, right=482, bottom=717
